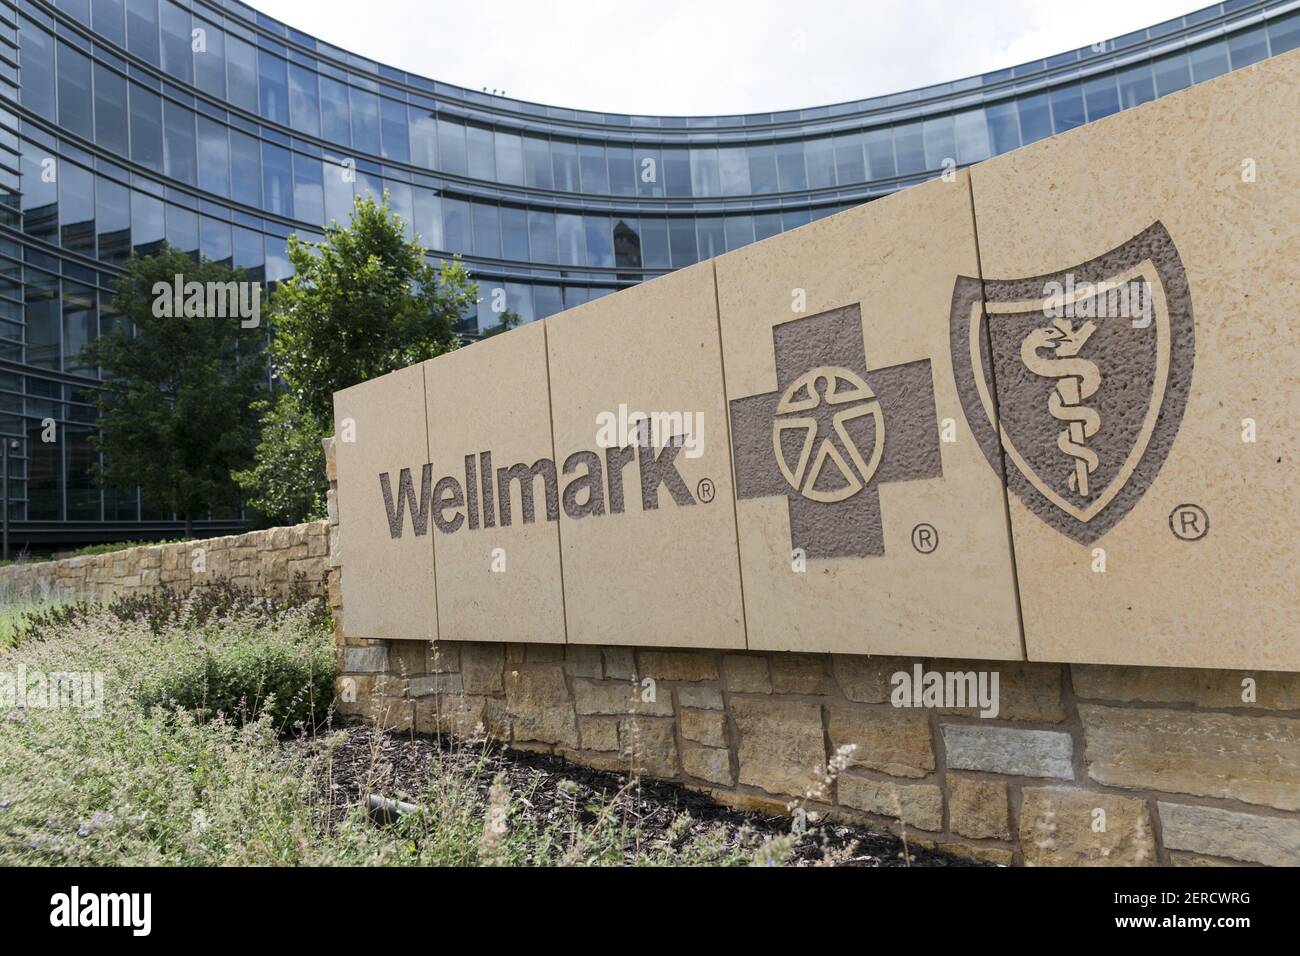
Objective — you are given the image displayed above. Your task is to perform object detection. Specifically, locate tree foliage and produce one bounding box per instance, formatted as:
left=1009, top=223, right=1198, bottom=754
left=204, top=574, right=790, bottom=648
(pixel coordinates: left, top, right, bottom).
left=84, top=245, right=266, bottom=538
left=236, top=194, right=476, bottom=524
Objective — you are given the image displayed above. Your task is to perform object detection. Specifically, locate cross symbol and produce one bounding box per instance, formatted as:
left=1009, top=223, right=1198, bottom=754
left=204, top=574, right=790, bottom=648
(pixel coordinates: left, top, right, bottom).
left=728, top=304, right=942, bottom=559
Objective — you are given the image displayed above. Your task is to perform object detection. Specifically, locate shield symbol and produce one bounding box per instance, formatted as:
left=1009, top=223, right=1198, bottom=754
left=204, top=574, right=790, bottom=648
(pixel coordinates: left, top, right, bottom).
left=950, top=222, right=1194, bottom=544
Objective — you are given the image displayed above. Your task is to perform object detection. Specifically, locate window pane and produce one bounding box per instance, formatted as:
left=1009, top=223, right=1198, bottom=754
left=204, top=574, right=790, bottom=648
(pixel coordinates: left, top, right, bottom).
left=200, top=216, right=232, bottom=265
left=863, top=128, right=896, bottom=178
left=320, top=76, right=351, bottom=146
left=893, top=122, right=926, bottom=173
left=805, top=138, right=836, bottom=188
left=1017, top=93, right=1052, bottom=144
left=613, top=218, right=641, bottom=268
left=226, top=35, right=259, bottom=113
left=715, top=146, right=749, bottom=195
left=724, top=215, right=753, bottom=252
left=636, top=146, right=663, bottom=197
left=579, top=142, right=607, bottom=194
left=94, top=63, right=130, bottom=157
left=472, top=202, right=501, bottom=258
left=505, top=282, right=535, bottom=323
left=349, top=88, right=380, bottom=155
left=1227, top=26, right=1268, bottom=69
left=93, top=0, right=126, bottom=46
left=159, top=1, right=192, bottom=84
left=640, top=217, right=669, bottom=269
left=555, top=212, right=585, bottom=265
left=257, top=50, right=289, bottom=124
left=748, top=144, right=779, bottom=193
left=607, top=145, right=635, bottom=196
left=954, top=110, right=990, bottom=163
left=1269, top=11, right=1300, bottom=55
left=293, top=152, right=324, bottom=225
left=1049, top=84, right=1086, bottom=133
left=194, top=21, right=225, bottom=98
left=21, top=143, right=58, bottom=242
left=523, top=136, right=553, bottom=189
left=1117, top=64, right=1155, bottom=109
left=59, top=163, right=95, bottom=255
left=233, top=226, right=264, bottom=281
left=57, top=42, right=94, bottom=139
left=62, top=282, right=97, bottom=376
left=984, top=101, right=1020, bottom=154
left=442, top=197, right=469, bottom=253
left=410, top=108, right=436, bottom=168
left=165, top=203, right=198, bottom=257
left=481, top=205, right=520, bottom=262
left=696, top=217, right=725, bottom=259
left=25, top=271, right=60, bottom=372
left=662, top=148, right=691, bottom=196
left=380, top=97, right=409, bottom=163
left=20, top=20, right=56, bottom=121
left=669, top=218, right=699, bottom=267
left=1188, top=41, right=1230, bottom=83
left=467, top=125, right=495, bottom=180
left=1152, top=53, right=1190, bottom=97
left=753, top=212, right=782, bottom=241
left=1082, top=74, right=1120, bottom=121
left=129, top=83, right=164, bottom=172
left=528, top=210, right=557, bottom=262
left=229, top=129, right=261, bottom=208
left=584, top=215, right=612, bottom=267
left=288, top=63, right=321, bottom=136
left=437, top=119, right=467, bottom=175
left=493, top=131, right=523, bottom=185
left=126, top=0, right=160, bottom=65
left=922, top=116, right=955, bottom=168
left=196, top=116, right=230, bottom=197
left=163, top=101, right=197, bottom=185
left=413, top=187, right=441, bottom=249
left=131, top=190, right=164, bottom=254
left=534, top=285, right=563, bottom=320
left=552, top=140, right=579, bottom=192
left=832, top=134, right=865, bottom=185
left=96, top=176, right=131, bottom=265
left=775, top=141, right=807, bottom=190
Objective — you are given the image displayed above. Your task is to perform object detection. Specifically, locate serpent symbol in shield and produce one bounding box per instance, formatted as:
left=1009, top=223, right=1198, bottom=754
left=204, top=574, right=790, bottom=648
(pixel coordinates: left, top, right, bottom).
left=949, top=222, right=1194, bottom=545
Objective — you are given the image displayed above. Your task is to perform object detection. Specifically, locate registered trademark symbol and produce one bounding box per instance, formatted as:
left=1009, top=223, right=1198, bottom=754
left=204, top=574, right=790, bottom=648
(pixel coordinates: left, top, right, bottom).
left=1169, top=503, right=1208, bottom=541
left=696, top=478, right=715, bottom=503
left=911, top=523, right=938, bottom=554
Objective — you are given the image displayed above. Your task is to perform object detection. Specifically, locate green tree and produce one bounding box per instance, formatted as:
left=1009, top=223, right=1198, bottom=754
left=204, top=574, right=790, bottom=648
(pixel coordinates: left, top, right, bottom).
left=235, top=193, right=476, bottom=523
left=84, top=245, right=267, bottom=538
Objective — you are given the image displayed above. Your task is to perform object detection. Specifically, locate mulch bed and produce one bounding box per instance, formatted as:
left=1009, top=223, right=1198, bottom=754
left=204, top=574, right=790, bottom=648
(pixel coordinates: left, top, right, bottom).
left=307, top=723, right=992, bottom=867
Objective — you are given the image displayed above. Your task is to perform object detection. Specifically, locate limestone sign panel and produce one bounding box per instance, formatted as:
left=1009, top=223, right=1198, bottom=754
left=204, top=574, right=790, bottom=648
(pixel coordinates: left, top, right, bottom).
left=332, top=52, right=1298, bottom=670
left=966, top=53, right=1298, bottom=670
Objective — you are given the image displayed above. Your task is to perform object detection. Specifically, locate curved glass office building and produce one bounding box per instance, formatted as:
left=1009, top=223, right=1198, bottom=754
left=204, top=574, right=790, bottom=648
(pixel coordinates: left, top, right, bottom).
left=2, top=0, right=1297, bottom=546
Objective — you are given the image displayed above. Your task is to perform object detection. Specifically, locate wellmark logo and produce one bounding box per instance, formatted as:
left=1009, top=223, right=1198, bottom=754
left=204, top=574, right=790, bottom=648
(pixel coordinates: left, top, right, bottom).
left=729, top=305, right=941, bottom=558
left=950, top=222, right=1193, bottom=544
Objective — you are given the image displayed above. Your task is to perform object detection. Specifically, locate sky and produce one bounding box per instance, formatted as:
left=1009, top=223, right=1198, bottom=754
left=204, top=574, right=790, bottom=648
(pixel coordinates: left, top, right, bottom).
left=249, top=0, right=1206, bottom=115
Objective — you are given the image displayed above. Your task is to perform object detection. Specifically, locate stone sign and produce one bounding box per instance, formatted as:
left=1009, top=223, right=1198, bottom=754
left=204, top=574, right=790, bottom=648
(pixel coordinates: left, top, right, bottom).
left=334, top=52, right=1298, bottom=670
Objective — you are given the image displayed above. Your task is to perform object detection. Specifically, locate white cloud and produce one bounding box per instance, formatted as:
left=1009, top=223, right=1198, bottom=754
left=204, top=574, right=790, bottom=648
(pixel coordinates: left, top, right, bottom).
left=250, top=0, right=1202, bottom=115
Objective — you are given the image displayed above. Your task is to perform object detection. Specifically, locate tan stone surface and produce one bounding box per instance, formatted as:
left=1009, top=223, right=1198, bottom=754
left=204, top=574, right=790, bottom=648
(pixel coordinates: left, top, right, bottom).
left=334, top=364, right=437, bottom=641
left=545, top=263, right=745, bottom=649
left=947, top=775, right=1010, bottom=840
left=1019, top=787, right=1155, bottom=867
left=931, top=659, right=1066, bottom=722
left=1078, top=704, right=1300, bottom=810
left=722, top=654, right=772, bottom=694
left=503, top=666, right=577, bottom=747
left=826, top=706, right=934, bottom=778
left=769, top=653, right=833, bottom=695
left=837, top=776, right=943, bottom=831
left=423, top=322, right=565, bottom=645
left=1158, top=802, right=1300, bottom=867
left=636, top=649, right=719, bottom=682
left=1072, top=664, right=1300, bottom=710
left=680, top=708, right=728, bottom=748
left=714, top=175, right=1022, bottom=659
left=682, top=745, right=734, bottom=786
left=831, top=655, right=903, bottom=703
left=617, top=717, right=679, bottom=777
left=731, top=697, right=826, bottom=798
left=969, top=53, right=1300, bottom=670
